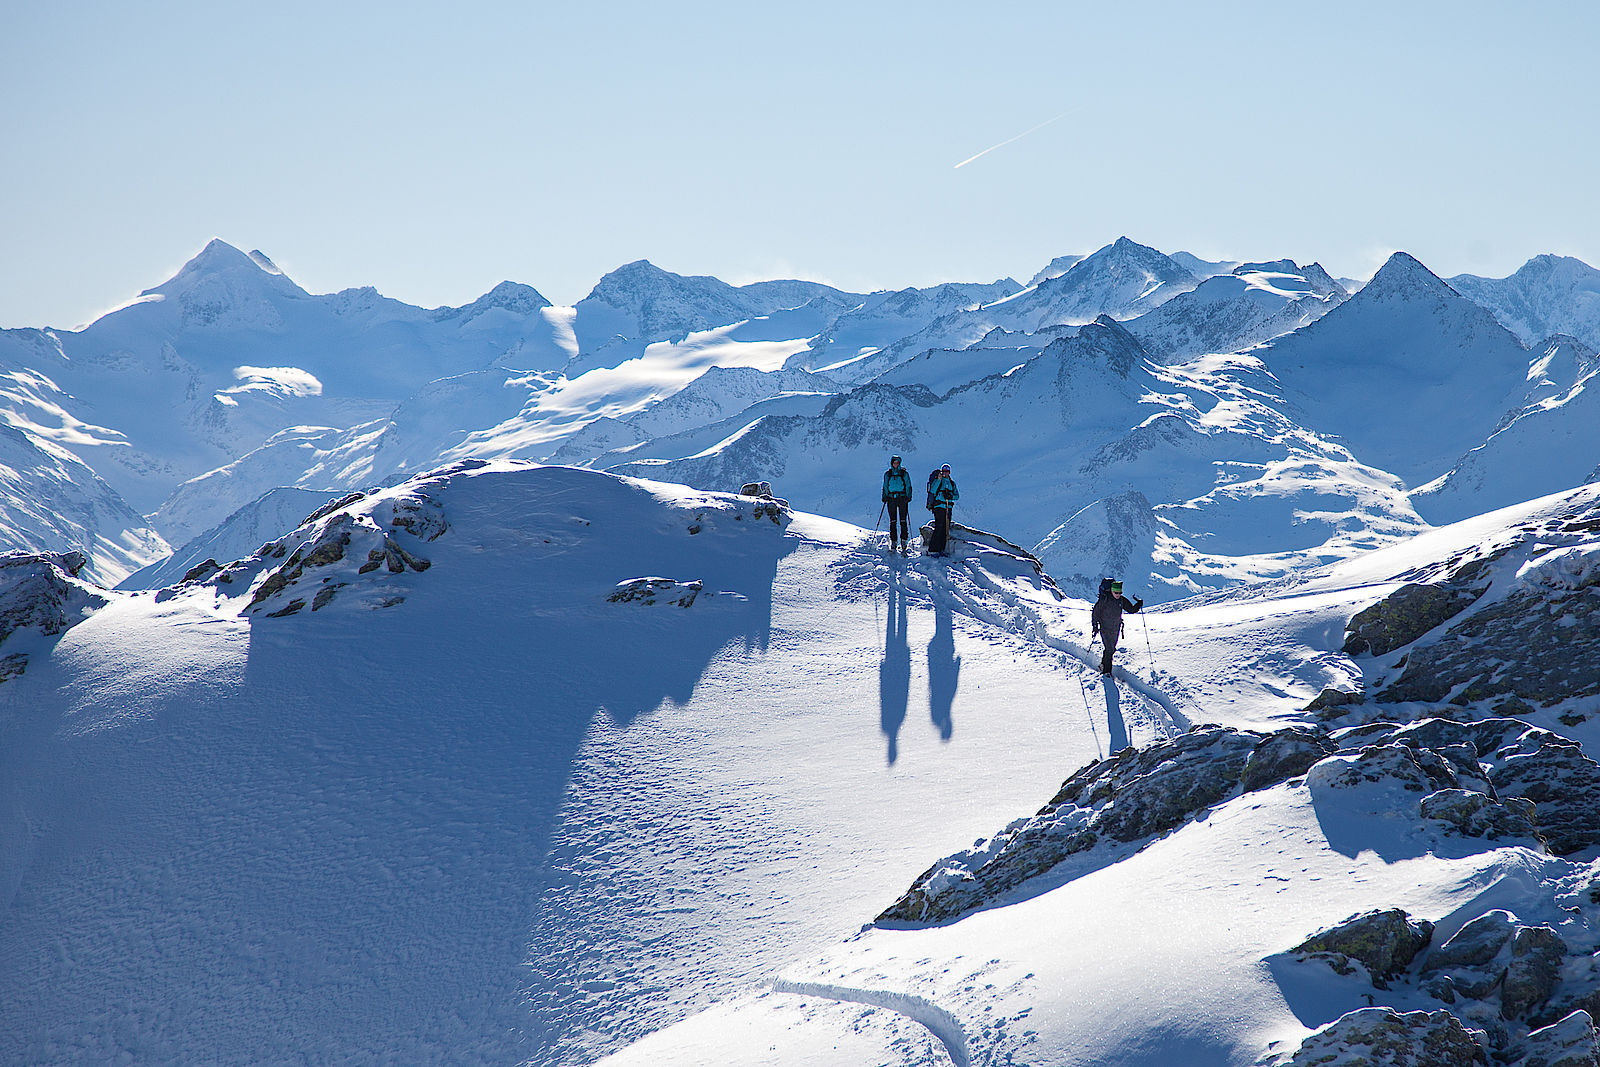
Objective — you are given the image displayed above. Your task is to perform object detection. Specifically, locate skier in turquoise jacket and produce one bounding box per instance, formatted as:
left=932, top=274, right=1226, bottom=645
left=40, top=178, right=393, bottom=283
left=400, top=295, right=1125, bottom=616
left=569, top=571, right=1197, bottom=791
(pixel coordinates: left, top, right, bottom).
left=927, top=464, right=959, bottom=556
left=882, top=455, right=913, bottom=552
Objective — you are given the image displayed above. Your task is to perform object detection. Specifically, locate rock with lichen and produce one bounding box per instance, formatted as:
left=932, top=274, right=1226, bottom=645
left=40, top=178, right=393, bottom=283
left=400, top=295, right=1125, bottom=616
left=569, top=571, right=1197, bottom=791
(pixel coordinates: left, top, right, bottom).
left=1293, top=909, right=1435, bottom=990
left=1285, top=1006, right=1486, bottom=1067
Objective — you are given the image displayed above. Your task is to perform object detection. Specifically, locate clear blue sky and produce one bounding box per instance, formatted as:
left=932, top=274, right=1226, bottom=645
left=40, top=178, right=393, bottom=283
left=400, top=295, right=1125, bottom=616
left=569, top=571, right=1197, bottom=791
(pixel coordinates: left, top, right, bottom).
left=4, top=0, right=1598, bottom=328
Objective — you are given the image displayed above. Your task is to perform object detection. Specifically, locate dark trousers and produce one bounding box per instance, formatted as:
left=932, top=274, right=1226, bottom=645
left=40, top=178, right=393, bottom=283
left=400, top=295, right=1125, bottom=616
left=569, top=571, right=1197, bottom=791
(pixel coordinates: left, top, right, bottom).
left=1100, top=631, right=1119, bottom=674
left=886, top=499, right=909, bottom=542
left=930, top=507, right=952, bottom=554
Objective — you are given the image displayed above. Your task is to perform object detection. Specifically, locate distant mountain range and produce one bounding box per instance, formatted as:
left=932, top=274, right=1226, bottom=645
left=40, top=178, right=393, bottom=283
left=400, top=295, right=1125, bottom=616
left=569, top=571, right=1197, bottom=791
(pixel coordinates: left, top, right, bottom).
left=1, top=236, right=1597, bottom=594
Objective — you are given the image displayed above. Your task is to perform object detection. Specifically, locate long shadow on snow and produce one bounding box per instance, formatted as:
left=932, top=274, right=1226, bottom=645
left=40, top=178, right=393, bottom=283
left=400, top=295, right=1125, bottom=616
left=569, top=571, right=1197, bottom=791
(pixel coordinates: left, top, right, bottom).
left=0, top=529, right=789, bottom=1067
left=1104, top=679, right=1131, bottom=754
left=880, top=576, right=911, bottom=765
left=928, top=596, right=961, bottom=741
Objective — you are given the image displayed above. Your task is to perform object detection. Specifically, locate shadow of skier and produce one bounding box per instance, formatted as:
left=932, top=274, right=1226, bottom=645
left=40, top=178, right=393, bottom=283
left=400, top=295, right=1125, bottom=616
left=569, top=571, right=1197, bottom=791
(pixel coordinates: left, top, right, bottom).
left=927, top=597, right=961, bottom=741
left=880, top=577, right=911, bottom=765
left=1103, top=679, right=1130, bottom=753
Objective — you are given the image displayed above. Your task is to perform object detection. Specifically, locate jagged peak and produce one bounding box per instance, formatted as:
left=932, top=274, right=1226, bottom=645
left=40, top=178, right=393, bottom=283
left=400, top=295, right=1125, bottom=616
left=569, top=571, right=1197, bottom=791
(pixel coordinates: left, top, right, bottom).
left=1063, top=237, right=1197, bottom=284
left=438, top=280, right=552, bottom=321
left=583, top=259, right=737, bottom=310
left=1512, top=253, right=1600, bottom=283
left=1300, top=263, right=1348, bottom=297
left=1357, top=251, right=1457, bottom=301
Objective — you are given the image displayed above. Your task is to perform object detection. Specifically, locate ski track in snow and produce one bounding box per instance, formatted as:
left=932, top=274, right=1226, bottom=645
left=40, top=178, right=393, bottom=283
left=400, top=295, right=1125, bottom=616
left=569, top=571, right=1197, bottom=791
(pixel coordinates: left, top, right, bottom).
left=769, top=978, right=970, bottom=1067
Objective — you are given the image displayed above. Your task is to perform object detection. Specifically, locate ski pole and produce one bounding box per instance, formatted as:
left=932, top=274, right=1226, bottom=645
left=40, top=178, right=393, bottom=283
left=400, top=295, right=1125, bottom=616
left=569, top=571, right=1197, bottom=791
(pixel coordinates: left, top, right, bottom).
left=1076, top=663, right=1101, bottom=759
left=875, top=501, right=885, bottom=536
left=1141, top=610, right=1156, bottom=677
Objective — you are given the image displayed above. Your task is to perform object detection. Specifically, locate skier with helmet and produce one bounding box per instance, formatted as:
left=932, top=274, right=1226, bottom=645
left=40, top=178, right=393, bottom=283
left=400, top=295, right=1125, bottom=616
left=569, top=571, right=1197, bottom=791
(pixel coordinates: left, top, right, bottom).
left=881, top=454, right=913, bottom=553
left=1090, top=578, right=1144, bottom=675
left=927, top=464, right=959, bottom=556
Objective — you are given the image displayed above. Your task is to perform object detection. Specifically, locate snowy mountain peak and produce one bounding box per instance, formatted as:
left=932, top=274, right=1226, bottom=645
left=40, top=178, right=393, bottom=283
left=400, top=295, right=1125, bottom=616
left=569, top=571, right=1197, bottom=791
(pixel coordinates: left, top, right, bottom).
left=586, top=259, right=688, bottom=306
left=1358, top=251, right=1458, bottom=304
left=137, top=238, right=307, bottom=319
left=436, top=280, right=552, bottom=321
left=1051, top=237, right=1199, bottom=295
left=1074, top=315, right=1147, bottom=376
left=154, top=239, right=291, bottom=292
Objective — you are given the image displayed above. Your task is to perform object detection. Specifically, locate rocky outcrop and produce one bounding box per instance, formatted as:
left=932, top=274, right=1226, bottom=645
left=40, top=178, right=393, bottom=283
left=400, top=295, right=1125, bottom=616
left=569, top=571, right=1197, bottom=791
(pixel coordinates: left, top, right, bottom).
left=1293, top=910, right=1435, bottom=989
left=607, top=578, right=703, bottom=608
left=1340, top=502, right=1600, bottom=713
left=1292, top=901, right=1597, bottom=1063
left=1508, top=1012, right=1600, bottom=1067
left=1504, top=928, right=1570, bottom=1022
left=245, top=503, right=433, bottom=618
left=881, top=713, right=1600, bottom=928
left=1344, top=718, right=1600, bottom=856
left=0, top=551, right=107, bottom=682
left=1286, top=1007, right=1486, bottom=1066
left=877, top=725, right=1336, bottom=924
left=1344, top=581, right=1484, bottom=657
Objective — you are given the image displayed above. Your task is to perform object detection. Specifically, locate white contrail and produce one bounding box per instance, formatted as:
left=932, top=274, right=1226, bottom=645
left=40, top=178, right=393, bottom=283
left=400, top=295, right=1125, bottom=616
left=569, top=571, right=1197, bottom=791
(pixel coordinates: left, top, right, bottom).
left=953, top=112, right=1068, bottom=169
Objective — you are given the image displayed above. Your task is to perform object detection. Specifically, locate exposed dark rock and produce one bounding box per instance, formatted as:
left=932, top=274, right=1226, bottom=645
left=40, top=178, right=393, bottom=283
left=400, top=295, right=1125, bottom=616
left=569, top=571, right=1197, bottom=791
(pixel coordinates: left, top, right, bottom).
left=1285, top=1007, right=1486, bottom=1066
left=1293, top=909, right=1435, bottom=989
left=0, top=552, right=108, bottom=682
left=1355, top=538, right=1600, bottom=709
left=389, top=494, right=449, bottom=542
left=1504, top=927, right=1571, bottom=1021
left=249, top=513, right=430, bottom=616
left=1507, top=1011, right=1599, bottom=1067
left=1421, top=790, right=1540, bottom=844
left=1332, top=718, right=1600, bottom=857
left=265, top=598, right=305, bottom=618
left=1426, top=911, right=1518, bottom=974
left=0, top=652, right=28, bottom=682
left=1309, top=743, right=1456, bottom=795
left=877, top=726, right=1334, bottom=924
left=1241, top=727, right=1341, bottom=792
left=301, top=491, right=367, bottom=526
left=1344, top=583, right=1482, bottom=657
left=180, top=558, right=222, bottom=583
left=607, top=577, right=703, bottom=608
left=1306, top=686, right=1366, bottom=716
left=1489, top=737, right=1600, bottom=856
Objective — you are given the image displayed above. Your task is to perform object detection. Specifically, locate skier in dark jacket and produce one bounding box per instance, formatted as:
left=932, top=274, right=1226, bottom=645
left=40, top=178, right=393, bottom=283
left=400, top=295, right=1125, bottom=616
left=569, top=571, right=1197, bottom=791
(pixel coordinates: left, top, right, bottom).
left=927, top=464, right=959, bottom=556
left=1090, top=578, right=1143, bottom=675
left=881, top=455, right=913, bottom=552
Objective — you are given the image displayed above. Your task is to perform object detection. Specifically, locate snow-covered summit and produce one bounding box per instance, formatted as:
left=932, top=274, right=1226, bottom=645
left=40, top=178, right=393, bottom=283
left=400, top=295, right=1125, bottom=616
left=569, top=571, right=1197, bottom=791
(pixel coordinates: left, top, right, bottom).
left=984, top=236, right=1201, bottom=331
left=572, top=259, right=859, bottom=363
left=1450, top=253, right=1600, bottom=351
left=433, top=280, right=552, bottom=322
left=1255, top=251, right=1532, bottom=486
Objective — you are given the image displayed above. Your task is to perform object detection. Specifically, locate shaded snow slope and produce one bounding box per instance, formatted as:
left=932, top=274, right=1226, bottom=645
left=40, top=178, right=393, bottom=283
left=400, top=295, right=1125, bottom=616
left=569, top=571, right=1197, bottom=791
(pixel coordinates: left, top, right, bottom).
left=1124, top=261, right=1347, bottom=361
left=1256, top=253, right=1532, bottom=488
left=0, top=461, right=1124, bottom=1066
left=0, top=420, right=167, bottom=584
left=1412, top=335, right=1600, bottom=524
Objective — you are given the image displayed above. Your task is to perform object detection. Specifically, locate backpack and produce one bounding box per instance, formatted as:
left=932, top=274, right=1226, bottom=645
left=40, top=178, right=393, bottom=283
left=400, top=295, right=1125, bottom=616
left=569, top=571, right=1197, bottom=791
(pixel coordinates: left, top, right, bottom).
left=926, top=470, right=939, bottom=511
